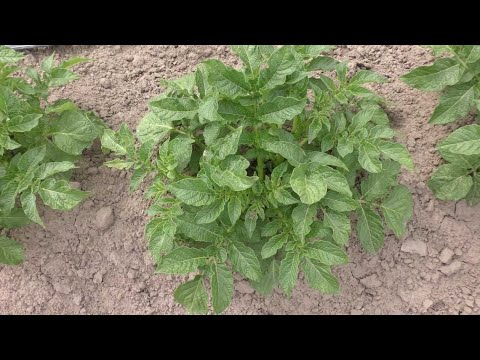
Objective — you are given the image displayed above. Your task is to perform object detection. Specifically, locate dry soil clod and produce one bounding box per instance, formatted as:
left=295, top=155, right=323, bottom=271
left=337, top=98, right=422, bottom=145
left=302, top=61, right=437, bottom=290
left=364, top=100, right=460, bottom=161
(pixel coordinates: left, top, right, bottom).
left=95, top=206, right=115, bottom=231
left=236, top=280, right=255, bottom=294
left=439, top=260, right=462, bottom=276
left=401, top=240, right=428, bottom=257
left=360, top=274, right=383, bottom=289
left=438, top=248, right=455, bottom=264
left=99, top=78, right=112, bottom=89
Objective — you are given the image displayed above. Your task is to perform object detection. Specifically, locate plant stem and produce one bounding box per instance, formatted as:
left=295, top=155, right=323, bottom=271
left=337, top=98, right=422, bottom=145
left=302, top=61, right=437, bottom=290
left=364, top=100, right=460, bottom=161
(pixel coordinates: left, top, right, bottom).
left=274, top=208, right=285, bottom=222
left=174, top=170, right=188, bottom=180
left=195, top=140, right=205, bottom=153
left=173, top=128, right=190, bottom=137
left=450, top=47, right=480, bottom=84
left=292, top=116, right=302, bottom=138
left=275, top=154, right=283, bottom=166
left=257, top=153, right=264, bottom=180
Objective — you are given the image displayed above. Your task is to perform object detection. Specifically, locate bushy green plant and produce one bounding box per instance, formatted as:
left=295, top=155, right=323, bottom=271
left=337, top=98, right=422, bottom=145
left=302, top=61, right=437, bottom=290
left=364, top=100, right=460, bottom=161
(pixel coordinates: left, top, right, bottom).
left=0, top=46, right=105, bottom=265
left=101, top=45, right=413, bottom=314
left=401, top=45, right=480, bottom=205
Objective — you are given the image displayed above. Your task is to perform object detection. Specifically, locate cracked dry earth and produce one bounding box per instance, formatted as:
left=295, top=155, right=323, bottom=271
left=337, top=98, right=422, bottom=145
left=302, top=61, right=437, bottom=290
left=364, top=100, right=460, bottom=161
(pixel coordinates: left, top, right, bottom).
left=1, top=45, right=479, bottom=315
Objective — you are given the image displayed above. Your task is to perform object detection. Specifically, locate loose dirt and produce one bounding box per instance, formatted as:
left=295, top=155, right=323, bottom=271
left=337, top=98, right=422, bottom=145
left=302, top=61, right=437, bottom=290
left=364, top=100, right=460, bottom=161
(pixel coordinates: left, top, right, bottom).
left=1, top=45, right=479, bottom=315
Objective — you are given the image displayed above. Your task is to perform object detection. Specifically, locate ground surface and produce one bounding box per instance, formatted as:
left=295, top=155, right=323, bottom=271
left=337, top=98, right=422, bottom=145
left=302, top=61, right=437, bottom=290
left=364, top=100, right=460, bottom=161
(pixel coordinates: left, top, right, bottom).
left=1, top=45, right=479, bottom=315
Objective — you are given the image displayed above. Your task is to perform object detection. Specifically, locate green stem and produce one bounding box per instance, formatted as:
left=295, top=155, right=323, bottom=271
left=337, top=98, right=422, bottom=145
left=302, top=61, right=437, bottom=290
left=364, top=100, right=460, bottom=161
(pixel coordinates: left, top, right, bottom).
left=292, top=116, right=302, bottom=137
left=173, top=128, right=191, bottom=137
left=455, top=54, right=468, bottom=70
left=275, top=154, right=283, bottom=166
left=450, top=47, right=480, bottom=83
left=274, top=208, right=284, bottom=221
left=257, top=153, right=264, bottom=180
left=449, top=46, right=469, bottom=70
left=195, top=140, right=205, bottom=153
left=292, top=117, right=298, bottom=133
left=173, top=170, right=188, bottom=180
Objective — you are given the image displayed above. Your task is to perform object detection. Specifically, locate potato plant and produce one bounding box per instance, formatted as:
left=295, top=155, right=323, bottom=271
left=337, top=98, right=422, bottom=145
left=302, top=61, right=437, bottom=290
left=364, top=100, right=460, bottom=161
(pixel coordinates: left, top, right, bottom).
left=0, top=46, right=105, bottom=265
left=401, top=45, right=480, bottom=205
left=101, top=45, right=413, bottom=314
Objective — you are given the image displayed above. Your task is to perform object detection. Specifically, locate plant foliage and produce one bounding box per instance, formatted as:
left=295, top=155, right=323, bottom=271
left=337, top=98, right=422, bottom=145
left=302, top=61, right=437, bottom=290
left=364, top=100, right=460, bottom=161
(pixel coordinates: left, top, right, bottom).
left=102, top=45, right=413, bottom=314
left=0, top=45, right=105, bottom=264
left=402, top=45, right=480, bottom=205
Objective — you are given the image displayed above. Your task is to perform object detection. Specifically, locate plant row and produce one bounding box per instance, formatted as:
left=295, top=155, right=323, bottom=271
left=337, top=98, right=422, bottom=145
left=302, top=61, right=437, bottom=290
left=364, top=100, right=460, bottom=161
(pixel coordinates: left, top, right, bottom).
left=1, top=45, right=477, bottom=314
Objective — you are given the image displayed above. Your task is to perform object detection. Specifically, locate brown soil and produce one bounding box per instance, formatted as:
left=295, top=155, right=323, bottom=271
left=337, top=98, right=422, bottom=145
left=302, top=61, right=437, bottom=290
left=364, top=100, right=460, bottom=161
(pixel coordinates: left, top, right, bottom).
left=1, top=45, right=479, bottom=315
